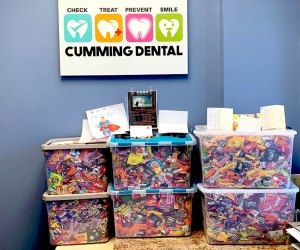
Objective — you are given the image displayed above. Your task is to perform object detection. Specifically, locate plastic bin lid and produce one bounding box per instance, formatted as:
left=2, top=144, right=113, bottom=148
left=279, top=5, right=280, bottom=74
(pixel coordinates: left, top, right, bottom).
left=42, top=191, right=109, bottom=201
left=41, top=137, right=108, bottom=150
left=108, top=184, right=197, bottom=195
left=193, top=126, right=297, bottom=136
left=197, top=182, right=299, bottom=194
left=108, top=133, right=196, bottom=147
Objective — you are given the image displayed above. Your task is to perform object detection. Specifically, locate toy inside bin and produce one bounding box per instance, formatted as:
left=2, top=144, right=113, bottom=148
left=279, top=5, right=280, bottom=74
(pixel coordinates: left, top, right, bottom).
left=194, top=129, right=297, bottom=188
left=43, top=192, right=110, bottom=245
left=198, top=183, right=299, bottom=245
left=108, top=133, right=196, bottom=190
left=109, top=185, right=197, bottom=238
left=41, top=138, right=109, bottom=195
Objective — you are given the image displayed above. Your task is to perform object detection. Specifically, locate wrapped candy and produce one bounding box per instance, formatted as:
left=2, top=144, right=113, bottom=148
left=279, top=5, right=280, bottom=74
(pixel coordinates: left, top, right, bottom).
left=108, top=134, right=195, bottom=190
left=42, top=138, right=109, bottom=194
left=194, top=129, right=297, bottom=188
left=43, top=192, right=110, bottom=245
left=198, top=183, right=299, bottom=244
left=109, top=185, right=196, bottom=238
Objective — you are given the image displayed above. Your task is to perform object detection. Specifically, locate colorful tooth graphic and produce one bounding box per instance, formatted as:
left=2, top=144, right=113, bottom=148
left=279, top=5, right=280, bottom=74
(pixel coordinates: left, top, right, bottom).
left=67, top=20, right=88, bottom=38
left=64, top=14, right=92, bottom=42
left=98, top=20, right=119, bottom=39
left=159, top=19, right=179, bottom=38
left=128, top=18, right=151, bottom=40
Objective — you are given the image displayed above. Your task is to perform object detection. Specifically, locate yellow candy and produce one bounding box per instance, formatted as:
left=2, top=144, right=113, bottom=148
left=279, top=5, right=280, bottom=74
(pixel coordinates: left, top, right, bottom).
left=219, top=162, right=235, bottom=172
left=247, top=136, right=264, bottom=145
left=171, top=229, right=184, bottom=236
left=247, top=169, right=276, bottom=179
left=50, top=222, right=61, bottom=228
left=147, top=210, right=163, bottom=217
left=127, top=153, right=143, bottom=165
left=226, top=137, right=245, bottom=148
left=216, top=232, right=229, bottom=242
left=245, top=154, right=256, bottom=161
left=49, top=150, right=63, bottom=164
left=64, top=154, right=71, bottom=160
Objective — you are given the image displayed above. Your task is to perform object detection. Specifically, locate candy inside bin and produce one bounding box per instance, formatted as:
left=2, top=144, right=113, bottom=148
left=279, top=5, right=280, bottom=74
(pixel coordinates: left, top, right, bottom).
left=108, top=133, right=196, bottom=190
left=43, top=192, right=110, bottom=245
left=194, top=129, right=297, bottom=188
left=109, top=185, right=197, bottom=238
left=198, top=183, right=299, bottom=245
left=42, top=138, right=109, bottom=194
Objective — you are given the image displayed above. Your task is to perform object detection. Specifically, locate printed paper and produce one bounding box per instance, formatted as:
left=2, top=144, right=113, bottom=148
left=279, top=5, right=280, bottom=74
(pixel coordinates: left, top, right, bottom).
left=158, top=110, right=188, bottom=133
left=260, top=105, right=286, bottom=130
left=130, top=125, right=153, bottom=138
left=236, top=115, right=262, bottom=132
left=86, top=103, right=129, bottom=139
left=207, top=108, right=233, bottom=131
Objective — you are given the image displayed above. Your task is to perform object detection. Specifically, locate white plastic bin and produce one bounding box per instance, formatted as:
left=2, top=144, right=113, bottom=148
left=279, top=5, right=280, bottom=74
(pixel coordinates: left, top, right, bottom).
left=41, top=138, right=109, bottom=195
left=198, top=183, right=299, bottom=244
left=109, top=185, right=197, bottom=238
left=194, top=129, right=297, bottom=188
left=43, top=192, right=110, bottom=245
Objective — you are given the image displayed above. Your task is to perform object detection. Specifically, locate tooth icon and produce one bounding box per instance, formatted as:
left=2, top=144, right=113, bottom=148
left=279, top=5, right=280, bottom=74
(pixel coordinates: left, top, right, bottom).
left=159, top=19, right=179, bottom=38
left=67, top=20, right=88, bottom=39
left=128, top=18, right=151, bottom=40
left=98, top=20, right=118, bottom=39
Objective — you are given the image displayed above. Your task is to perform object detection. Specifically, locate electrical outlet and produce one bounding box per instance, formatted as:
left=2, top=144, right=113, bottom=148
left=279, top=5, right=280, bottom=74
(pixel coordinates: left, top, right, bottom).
left=291, top=174, right=300, bottom=188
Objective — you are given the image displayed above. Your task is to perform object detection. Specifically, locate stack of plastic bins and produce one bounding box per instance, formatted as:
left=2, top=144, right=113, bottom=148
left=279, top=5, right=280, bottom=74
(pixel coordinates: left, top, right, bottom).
left=107, top=133, right=197, bottom=238
left=41, top=138, right=111, bottom=245
left=43, top=192, right=110, bottom=245
left=194, top=128, right=299, bottom=244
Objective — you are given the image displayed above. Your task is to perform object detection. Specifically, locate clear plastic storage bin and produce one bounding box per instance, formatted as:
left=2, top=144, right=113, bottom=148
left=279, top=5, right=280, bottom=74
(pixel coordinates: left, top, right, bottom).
left=198, top=183, right=299, bottom=245
left=109, top=185, right=197, bottom=238
left=43, top=192, right=110, bottom=245
left=194, top=129, right=297, bottom=188
left=41, top=138, right=109, bottom=194
left=108, top=133, right=196, bottom=190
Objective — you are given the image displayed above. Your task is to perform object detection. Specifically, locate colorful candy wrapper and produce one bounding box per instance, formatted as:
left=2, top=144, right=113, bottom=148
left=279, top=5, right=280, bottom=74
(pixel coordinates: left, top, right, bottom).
left=109, top=185, right=196, bottom=238
left=108, top=134, right=196, bottom=190
left=194, top=129, right=296, bottom=188
left=42, top=138, right=109, bottom=194
left=198, top=183, right=299, bottom=244
left=43, top=192, right=110, bottom=245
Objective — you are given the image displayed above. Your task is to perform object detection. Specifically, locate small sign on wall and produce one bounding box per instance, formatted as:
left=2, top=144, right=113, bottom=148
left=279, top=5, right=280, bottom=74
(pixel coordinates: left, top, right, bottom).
left=58, top=0, right=188, bottom=76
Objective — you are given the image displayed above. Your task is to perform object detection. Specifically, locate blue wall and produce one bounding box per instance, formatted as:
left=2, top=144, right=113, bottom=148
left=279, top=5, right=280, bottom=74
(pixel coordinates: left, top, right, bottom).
left=0, top=0, right=221, bottom=249
left=1, top=0, right=300, bottom=248
left=223, top=0, right=300, bottom=171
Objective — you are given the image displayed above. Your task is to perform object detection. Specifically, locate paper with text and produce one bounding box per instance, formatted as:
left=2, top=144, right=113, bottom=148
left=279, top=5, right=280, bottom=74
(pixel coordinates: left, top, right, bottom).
left=207, top=108, right=233, bottom=131
left=130, top=125, right=153, bottom=138
left=158, top=110, right=188, bottom=133
left=236, top=115, right=262, bottom=131
left=260, top=105, right=286, bottom=130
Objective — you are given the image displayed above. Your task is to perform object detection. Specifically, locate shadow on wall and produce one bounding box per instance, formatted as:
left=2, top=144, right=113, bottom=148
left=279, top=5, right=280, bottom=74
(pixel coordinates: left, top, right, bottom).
left=61, top=74, right=188, bottom=82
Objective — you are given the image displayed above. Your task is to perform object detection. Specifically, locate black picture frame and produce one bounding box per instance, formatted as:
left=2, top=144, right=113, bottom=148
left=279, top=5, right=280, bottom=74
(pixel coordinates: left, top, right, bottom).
left=128, top=90, right=157, bottom=128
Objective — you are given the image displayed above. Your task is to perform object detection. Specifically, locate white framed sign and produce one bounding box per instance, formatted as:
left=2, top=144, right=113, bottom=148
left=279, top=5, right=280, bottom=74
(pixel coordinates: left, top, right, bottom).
left=58, top=0, right=188, bottom=76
